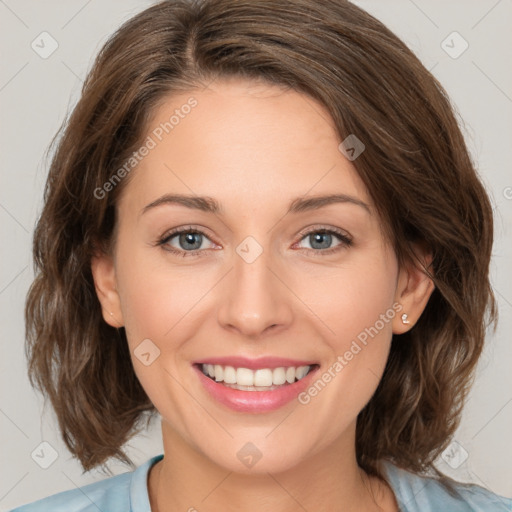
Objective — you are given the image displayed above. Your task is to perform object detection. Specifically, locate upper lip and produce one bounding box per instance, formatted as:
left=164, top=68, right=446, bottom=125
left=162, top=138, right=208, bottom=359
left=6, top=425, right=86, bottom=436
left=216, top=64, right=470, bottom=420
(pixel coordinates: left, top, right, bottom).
left=194, top=356, right=318, bottom=370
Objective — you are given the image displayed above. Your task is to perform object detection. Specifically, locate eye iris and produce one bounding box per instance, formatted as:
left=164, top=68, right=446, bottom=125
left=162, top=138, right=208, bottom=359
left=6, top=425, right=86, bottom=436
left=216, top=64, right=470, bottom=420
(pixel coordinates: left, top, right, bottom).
left=310, top=232, right=332, bottom=250
left=180, top=232, right=202, bottom=250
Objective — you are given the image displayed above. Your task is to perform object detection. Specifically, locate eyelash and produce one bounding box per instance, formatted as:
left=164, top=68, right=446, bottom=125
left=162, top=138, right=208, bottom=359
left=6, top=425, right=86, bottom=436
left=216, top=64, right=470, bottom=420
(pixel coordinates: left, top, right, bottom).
left=156, top=225, right=353, bottom=258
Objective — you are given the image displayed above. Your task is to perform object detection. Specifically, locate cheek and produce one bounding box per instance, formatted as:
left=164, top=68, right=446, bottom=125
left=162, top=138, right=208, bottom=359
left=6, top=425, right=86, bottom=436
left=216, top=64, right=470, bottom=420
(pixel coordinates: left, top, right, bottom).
left=294, top=249, right=398, bottom=405
left=114, top=242, right=218, bottom=406
left=114, top=244, right=197, bottom=415
left=115, top=238, right=205, bottom=343
left=331, top=273, right=397, bottom=352
left=299, top=249, right=398, bottom=348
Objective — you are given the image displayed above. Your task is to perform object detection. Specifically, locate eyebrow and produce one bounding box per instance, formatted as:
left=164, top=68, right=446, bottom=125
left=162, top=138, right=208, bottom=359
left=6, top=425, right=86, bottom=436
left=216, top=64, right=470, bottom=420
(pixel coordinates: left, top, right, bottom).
left=140, top=193, right=371, bottom=216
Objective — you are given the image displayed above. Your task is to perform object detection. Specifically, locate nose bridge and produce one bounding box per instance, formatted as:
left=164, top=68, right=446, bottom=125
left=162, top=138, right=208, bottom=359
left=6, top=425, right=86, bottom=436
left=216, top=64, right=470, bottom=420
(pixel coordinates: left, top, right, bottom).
left=217, top=234, right=292, bottom=337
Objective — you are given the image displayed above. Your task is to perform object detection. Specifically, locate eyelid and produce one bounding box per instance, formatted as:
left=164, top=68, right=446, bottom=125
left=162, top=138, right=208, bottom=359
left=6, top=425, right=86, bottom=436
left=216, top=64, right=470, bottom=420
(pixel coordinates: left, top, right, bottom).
left=295, top=224, right=351, bottom=241
left=158, top=224, right=215, bottom=240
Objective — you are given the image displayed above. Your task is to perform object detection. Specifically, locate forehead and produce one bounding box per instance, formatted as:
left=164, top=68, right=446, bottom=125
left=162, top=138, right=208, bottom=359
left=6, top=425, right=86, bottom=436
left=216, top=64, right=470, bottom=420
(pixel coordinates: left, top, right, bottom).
left=118, top=78, right=372, bottom=217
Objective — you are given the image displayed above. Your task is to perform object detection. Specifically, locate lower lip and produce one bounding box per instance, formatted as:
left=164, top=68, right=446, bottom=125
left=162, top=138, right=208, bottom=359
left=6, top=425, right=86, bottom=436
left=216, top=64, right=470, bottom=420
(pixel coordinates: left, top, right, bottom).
left=193, top=364, right=319, bottom=413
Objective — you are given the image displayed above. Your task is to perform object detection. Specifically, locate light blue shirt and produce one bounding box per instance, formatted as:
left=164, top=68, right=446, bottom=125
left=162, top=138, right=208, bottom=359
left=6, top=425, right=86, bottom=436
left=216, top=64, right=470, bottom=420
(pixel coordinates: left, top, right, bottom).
left=10, top=454, right=512, bottom=511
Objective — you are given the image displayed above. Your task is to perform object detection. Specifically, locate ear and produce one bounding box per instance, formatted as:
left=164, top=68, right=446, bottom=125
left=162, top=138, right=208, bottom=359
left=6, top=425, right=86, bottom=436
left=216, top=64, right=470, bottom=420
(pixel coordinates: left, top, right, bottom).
left=392, top=242, right=435, bottom=334
left=90, top=247, right=124, bottom=328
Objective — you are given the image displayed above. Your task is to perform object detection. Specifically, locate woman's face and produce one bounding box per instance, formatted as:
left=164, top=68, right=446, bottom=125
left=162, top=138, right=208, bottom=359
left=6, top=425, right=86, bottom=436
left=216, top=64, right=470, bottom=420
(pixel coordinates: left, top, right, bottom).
left=95, top=77, right=427, bottom=473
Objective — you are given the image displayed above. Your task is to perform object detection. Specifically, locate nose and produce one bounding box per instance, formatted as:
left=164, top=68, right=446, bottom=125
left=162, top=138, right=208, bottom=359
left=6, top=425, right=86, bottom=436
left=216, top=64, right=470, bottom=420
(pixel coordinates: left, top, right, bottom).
left=217, top=244, right=293, bottom=339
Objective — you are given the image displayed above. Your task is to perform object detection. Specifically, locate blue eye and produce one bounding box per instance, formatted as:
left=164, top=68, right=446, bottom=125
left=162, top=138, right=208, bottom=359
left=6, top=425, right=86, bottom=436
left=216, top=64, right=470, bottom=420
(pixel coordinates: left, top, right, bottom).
left=157, top=227, right=215, bottom=257
left=157, top=226, right=352, bottom=258
left=170, top=232, right=203, bottom=251
left=295, top=228, right=352, bottom=255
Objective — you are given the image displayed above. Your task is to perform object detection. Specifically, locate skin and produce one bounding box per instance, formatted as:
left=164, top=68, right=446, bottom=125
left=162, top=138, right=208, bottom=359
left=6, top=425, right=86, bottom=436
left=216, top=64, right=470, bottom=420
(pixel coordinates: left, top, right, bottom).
left=92, top=77, right=434, bottom=512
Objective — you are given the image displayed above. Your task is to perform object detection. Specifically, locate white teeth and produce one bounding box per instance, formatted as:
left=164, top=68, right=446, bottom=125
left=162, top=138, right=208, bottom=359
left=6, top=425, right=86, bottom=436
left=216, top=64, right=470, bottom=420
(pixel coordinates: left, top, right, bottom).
left=222, top=383, right=282, bottom=391
left=272, top=367, right=286, bottom=385
left=223, top=365, right=237, bottom=384
left=254, top=369, right=273, bottom=387
left=285, top=367, right=296, bottom=383
left=236, top=367, right=254, bottom=386
left=214, top=365, right=223, bottom=382
left=200, top=364, right=313, bottom=387
left=296, top=366, right=309, bottom=380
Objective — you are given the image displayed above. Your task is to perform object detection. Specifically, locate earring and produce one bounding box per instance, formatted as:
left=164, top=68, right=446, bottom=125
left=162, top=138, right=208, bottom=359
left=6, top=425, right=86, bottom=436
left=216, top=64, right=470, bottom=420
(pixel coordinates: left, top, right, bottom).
left=401, top=313, right=410, bottom=324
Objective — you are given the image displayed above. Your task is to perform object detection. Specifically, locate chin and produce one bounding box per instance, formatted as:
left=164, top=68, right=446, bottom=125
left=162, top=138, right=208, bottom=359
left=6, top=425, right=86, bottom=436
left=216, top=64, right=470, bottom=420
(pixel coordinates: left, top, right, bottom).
left=198, top=435, right=309, bottom=475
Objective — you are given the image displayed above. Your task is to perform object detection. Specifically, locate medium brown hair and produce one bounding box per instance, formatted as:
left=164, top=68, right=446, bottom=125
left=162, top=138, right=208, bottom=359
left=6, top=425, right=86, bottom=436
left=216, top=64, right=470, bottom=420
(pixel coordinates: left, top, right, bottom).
left=25, top=0, right=497, bottom=488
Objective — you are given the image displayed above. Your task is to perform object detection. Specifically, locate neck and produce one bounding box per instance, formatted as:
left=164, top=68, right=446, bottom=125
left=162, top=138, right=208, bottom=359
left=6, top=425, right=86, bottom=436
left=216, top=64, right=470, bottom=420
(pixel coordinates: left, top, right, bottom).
left=148, top=419, right=398, bottom=512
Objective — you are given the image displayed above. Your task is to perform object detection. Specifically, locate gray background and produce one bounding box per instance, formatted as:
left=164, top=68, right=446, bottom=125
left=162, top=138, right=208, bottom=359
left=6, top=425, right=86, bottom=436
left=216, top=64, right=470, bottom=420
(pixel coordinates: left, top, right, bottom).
left=1, top=0, right=511, bottom=509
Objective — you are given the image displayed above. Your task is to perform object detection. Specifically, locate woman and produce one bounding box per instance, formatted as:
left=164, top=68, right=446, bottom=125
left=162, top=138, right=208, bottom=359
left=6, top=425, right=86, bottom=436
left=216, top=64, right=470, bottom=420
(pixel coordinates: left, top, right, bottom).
left=14, top=0, right=511, bottom=510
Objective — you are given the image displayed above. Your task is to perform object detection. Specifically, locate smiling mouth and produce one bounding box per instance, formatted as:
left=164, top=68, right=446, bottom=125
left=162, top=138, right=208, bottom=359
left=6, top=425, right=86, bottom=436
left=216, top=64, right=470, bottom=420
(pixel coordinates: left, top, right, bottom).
left=195, top=363, right=319, bottom=391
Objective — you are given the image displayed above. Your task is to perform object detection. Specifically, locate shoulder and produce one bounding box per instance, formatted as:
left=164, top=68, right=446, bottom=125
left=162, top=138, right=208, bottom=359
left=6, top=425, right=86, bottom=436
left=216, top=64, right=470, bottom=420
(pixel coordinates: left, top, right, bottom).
left=9, top=454, right=164, bottom=512
left=381, top=460, right=512, bottom=512
left=9, top=472, right=132, bottom=512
